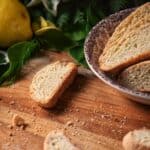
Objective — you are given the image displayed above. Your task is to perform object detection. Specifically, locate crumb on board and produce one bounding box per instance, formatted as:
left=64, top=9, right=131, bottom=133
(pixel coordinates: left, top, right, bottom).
left=12, top=114, right=27, bottom=128
left=9, top=95, right=12, bottom=98
left=9, top=132, right=13, bottom=137
left=66, top=121, right=74, bottom=127
left=9, top=101, right=15, bottom=105
left=7, top=125, right=13, bottom=129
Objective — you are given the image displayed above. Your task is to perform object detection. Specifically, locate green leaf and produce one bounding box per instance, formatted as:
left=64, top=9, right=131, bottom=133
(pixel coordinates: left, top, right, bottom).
left=0, top=64, right=9, bottom=77
left=66, top=29, right=87, bottom=42
left=0, top=40, right=39, bottom=85
left=28, top=6, right=45, bottom=21
left=57, top=12, right=70, bottom=29
left=36, top=28, right=75, bottom=50
left=109, top=0, right=127, bottom=12
left=0, top=54, right=6, bottom=64
left=74, top=10, right=85, bottom=25
left=69, top=43, right=88, bottom=67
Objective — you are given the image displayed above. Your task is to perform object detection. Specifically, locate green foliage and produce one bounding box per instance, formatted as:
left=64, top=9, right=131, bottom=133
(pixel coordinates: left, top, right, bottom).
left=36, top=28, right=75, bottom=50
left=25, top=0, right=148, bottom=66
left=0, top=51, right=8, bottom=64
left=109, top=0, right=128, bottom=12
left=53, top=0, right=107, bottom=65
left=56, top=12, right=70, bottom=29
left=0, top=51, right=9, bottom=76
left=69, top=43, right=88, bottom=67
left=0, top=0, right=148, bottom=85
left=0, top=64, right=9, bottom=77
left=0, top=40, right=39, bottom=85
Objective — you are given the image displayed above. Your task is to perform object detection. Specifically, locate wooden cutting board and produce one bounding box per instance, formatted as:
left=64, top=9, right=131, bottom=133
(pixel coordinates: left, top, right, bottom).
left=0, top=51, right=149, bottom=150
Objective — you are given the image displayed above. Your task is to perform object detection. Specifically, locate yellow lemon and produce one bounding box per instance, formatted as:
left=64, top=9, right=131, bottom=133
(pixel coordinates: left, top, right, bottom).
left=0, top=0, right=33, bottom=47
left=32, top=16, right=57, bottom=35
left=32, top=17, right=74, bottom=50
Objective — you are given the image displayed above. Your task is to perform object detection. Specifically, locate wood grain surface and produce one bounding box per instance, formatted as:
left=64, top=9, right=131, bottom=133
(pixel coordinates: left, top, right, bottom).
left=0, top=51, right=149, bottom=150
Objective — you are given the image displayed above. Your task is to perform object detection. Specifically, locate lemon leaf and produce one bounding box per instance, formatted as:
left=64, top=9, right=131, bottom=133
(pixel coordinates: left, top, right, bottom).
left=0, top=40, right=39, bottom=85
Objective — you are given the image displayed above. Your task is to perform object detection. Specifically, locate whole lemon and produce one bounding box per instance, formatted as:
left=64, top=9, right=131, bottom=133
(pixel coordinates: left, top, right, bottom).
left=0, top=0, right=33, bottom=47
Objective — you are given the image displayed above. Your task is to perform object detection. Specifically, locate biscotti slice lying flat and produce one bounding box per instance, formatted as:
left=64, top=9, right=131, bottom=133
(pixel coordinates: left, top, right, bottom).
left=44, top=131, right=79, bottom=150
left=99, top=2, right=150, bottom=73
left=122, top=128, right=150, bottom=150
left=30, top=61, right=77, bottom=108
left=118, top=61, right=150, bottom=92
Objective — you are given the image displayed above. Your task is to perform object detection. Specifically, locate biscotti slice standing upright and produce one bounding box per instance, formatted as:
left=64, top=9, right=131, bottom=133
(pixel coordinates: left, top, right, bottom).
left=99, top=2, right=150, bottom=73
left=118, top=61, right=150, bottom=92
left=30, top=61, right=77, bottom=108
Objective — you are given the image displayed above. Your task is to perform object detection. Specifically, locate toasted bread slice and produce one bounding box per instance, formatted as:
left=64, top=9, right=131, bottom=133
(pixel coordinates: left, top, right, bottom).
left=122, top=128, right=150, bottom=150
left=99, top=2, right=150, bottom=73
left=44, top=131, right=79, bottom=150
left=118, top=61, right=150, bottom=92
left=30, top=61, right=77, bottom=108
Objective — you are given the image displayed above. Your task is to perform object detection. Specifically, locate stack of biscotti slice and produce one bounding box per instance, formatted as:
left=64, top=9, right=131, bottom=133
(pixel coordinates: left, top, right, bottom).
left=99, top=2, right=150, bottom=73
left=98, top=3, right=150, bottom=92
left=118, top=61, right=150, bottom=92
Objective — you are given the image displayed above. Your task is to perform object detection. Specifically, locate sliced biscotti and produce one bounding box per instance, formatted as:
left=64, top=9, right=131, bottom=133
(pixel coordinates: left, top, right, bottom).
left=44, top=131, right=79, bottom=150
left=118, top=61, right=150, bottom=92
left=99, top=2, right=150, bottom=73
left=30, top=61, right=77, bottom=108
left=122, top=128, right=150, bottom=150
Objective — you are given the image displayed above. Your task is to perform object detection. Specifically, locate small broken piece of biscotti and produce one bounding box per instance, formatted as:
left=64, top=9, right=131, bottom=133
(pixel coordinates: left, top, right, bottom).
left=122, top=128, right=150, bottom=150
left=30, top=61, right=77, bottom=108
left=44, top=131, right=79, bottom=150
left=12, top=114, right=25, bottom=127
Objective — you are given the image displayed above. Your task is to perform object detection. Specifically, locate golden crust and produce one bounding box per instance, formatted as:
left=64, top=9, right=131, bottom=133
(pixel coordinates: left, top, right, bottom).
left=99, top=2, right=150, bottom=73
left=30, top=61, right=77, bottom=108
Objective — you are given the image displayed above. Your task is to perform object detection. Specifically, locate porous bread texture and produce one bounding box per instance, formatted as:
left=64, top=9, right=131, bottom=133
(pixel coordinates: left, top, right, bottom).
left=44, top=131, right=78, bottom=150
left=99, top=2, right=150, bottom=73
left=122, top=128, right=150, bottom=150
left=30, top=61, right=77, bottom=108
left=118, top=61, right=150, bottom=92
